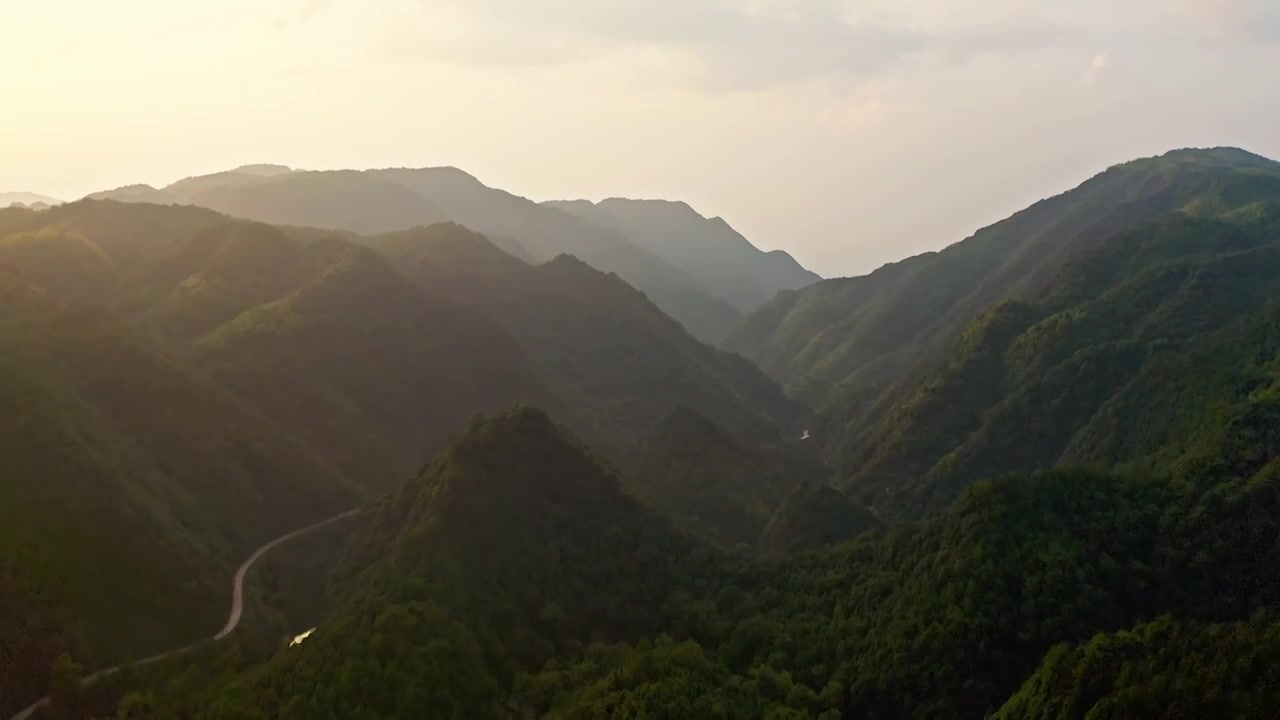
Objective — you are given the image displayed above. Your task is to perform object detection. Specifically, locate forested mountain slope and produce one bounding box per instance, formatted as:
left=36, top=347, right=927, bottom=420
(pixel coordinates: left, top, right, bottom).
left=0, top=265, right=361, bottom=716
left=0, top=200, right=803, bottom=502
left=832, top=172, right=1280, bottom=515
left=0, top=202, right=561, bottom=487
left=0, top=201, right=808, bottom=716
left=89, top=167, right=744, bottom=341
left=110, top=385, right=1280, bottom=718
left=629, top=407, right=827, bottom=550
left=361, top=224, right=806, bottom=455
left=0, top=204, right=545, bottom=714
left=726, top=148, right=1280, bottom=405
left=189, top=238, right=560, bottom=485
left=994, top=613, right=1280, bottom=719
left=546, top=197, right=819, bottom=313
left=759, top=482, right=878, bottom=555
left=154, top=408, right=717, bottom=719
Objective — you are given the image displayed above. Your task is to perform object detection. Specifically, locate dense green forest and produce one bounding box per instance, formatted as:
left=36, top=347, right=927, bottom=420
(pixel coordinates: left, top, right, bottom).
left=78, top=396, right=1280, bottom=719
left=626, top=406, right=827, bottom=550
left=993, top=613, right=1280, bottom=719
left=7, top=147, right=1280, bottom=719
left=827, top=155, right=1280, bottom=517
left=0, top=261, right=362, bottom=715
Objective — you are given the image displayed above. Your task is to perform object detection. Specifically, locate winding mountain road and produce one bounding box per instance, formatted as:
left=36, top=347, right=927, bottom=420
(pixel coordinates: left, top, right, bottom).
left=8, top=508, right=363, bottom=720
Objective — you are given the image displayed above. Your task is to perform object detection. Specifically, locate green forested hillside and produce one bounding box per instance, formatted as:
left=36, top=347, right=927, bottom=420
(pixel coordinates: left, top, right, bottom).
left=361, top=224, right=806, bottom=455
left=191, top=238, right=560, bottom=486
left=630, top=407, right=826, bottom=549
left=0, top=202, right=563, bottom=487
left=726, top=147, right=1280, bottom=405
left=0, top=207, right=542, bottom=713
left=126, top=408, right=719, bottom=720
left=759, top=482, right=878, bottom=555
left=330, top=408, right=704, bottom=678
left=108, top=394, right=1280, bottom=719
left=831, top=178, right=1280, bottom=515
left=0, top=267, right=362, bottom=716
left=0, top=202, right=807, bottom=717
left=994, top=614, right=1280, bottom=720
left=514, top=420, right=1280, bottom=719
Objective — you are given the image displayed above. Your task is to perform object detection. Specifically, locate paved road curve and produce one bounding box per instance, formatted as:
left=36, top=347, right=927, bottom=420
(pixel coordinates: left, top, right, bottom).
left=8, top=508, right=363, bottom=720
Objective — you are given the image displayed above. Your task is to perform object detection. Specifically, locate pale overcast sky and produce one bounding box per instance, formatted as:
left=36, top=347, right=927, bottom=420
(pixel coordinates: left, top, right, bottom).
left=1, top=0, right=1278, bottom=276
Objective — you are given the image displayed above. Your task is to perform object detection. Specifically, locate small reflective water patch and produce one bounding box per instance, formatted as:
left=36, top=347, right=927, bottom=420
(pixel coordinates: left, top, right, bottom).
left=290, top=628, right=316, bottom=647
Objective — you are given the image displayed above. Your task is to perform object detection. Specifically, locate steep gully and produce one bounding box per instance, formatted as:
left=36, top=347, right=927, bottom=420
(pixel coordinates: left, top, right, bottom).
left=9, top=509, right=364, bottom=720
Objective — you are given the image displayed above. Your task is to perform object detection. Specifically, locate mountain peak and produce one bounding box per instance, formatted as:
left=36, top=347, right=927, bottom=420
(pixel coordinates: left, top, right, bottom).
left=471, top=405, right=561, bottom=443
left=229, top=163, right=293, bottom=177
left=85, top=184, right=162, bottom=201
left=1111, top=146, right=1280, bottom=174
left=375, top=403, right=647, bottom=564
left=598, top=197, right=702, bottom=219
left=377, top=165, right=483, bottom=186
left=544, top=199, right=597, bottom=215
left=0, top=192, right=63, bottom=208
left=1160, top=146, right=1270, bottom=162
left=544, top=252, right=597, bottom=272
left=545, top=195, right=819, bottom=311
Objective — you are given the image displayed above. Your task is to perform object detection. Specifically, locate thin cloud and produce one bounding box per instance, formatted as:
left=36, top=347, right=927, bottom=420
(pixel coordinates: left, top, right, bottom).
left=1176, top=0, right=1280, bottom=42
left=1082, top=51, right=1109, bottom=84
left=274, top=0, right=333, bottom=29
left=383, top=0, right=1075, bottom=91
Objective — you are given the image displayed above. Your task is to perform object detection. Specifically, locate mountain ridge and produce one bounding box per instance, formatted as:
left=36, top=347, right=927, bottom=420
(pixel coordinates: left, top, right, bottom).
left=359, top=223, right=806, bottom=456
left=546, top=195, right=821, bottom=314
left=0, top=192, right=62, bottom=208
left=726, top=146, right=1280, bottom=408
left=88, top=167, right=748, bottom=341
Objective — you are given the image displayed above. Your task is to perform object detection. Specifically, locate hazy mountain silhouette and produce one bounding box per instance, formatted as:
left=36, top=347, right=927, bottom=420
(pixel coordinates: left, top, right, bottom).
left=545, top=197, right=820, bottom=312
left=89, top=167, right=747, bottom=341
left=0, top=191, right=61, bottom=208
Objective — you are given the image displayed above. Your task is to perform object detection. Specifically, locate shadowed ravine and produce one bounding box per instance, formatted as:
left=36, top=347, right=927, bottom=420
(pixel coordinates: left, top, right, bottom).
left=8, top=508, right=363, bottom=720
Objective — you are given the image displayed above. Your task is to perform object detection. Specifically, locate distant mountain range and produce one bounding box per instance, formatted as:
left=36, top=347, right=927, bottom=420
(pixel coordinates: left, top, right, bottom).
left=88, top=165, right=820, bottom=341
left=545, top=197, right=819, bottom=313
left=0, top=192, right=61, bottom=209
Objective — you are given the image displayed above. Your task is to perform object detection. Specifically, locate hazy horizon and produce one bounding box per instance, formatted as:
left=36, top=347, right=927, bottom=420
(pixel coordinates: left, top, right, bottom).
left=3, top=0, right=1278, bottom=277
